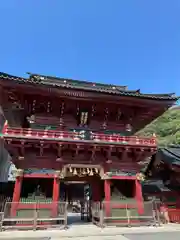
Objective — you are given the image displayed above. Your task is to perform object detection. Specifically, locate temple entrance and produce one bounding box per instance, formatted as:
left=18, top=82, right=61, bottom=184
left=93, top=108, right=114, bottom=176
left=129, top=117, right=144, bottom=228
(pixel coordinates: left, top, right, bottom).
left=62, top=181, right=91, bottom=225
left=59, top=164, right=104, bottom=225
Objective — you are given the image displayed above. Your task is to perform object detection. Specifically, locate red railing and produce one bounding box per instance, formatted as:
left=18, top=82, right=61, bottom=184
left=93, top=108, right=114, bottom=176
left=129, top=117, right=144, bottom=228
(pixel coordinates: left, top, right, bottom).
left=168, top=209, right=180, bottom=223
left=3, top=127, right=157, bottom=146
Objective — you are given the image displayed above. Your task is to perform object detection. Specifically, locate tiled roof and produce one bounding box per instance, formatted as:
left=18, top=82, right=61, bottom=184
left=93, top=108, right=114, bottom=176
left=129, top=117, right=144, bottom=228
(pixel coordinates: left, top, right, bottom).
left=142, top=180, right=171, bottom=193
left=158, top=147, right=180, bottom=166
left=0, top=72, right=179, bottom=101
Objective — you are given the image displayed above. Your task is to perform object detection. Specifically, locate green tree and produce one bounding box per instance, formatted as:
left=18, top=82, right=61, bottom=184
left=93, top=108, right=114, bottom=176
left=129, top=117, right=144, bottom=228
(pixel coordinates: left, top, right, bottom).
left=138, top=109, right=180, bottom=146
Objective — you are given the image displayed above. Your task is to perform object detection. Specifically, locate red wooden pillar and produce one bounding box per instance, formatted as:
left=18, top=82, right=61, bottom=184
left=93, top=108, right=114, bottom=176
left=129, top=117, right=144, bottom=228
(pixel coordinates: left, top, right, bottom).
left=104, top=179, right=111, bottom=216
left=135, top=179, right=143, bottom=214
left=52, top=176, right=60, bottom=216
left=91, top=180, right=100, bottom=202
left=11, top=175, right=23, bottom=216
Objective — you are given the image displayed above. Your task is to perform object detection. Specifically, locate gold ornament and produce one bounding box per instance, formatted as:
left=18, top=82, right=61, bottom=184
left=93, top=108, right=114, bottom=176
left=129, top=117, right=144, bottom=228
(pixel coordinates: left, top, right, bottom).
left=16, top=169, right=24, bottom=177
left=136, top=173, right=145, bottom=181
left=89, top=169, right=94, bottom=176
left=73, top=168, right=77, bottom=175
left=95, top=168, right=99, bottom=174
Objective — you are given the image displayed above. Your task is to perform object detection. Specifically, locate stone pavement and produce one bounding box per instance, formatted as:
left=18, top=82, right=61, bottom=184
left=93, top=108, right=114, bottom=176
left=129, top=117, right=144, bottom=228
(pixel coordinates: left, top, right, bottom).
left=0, top=224, right=180, bottom=239
left=124, top=232, right=180, bottom=240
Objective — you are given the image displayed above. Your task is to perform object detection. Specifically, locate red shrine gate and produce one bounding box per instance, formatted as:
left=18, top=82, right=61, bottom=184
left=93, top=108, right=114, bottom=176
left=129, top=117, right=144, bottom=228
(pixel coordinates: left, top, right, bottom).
left=0, top=72, right=178, bottom=226
left=3, top=129, right=155, bottom=217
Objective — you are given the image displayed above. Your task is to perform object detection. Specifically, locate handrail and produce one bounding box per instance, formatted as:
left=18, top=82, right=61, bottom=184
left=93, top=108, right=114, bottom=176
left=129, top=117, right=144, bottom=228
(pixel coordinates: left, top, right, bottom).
left=3, top=127, right=157, bottom=146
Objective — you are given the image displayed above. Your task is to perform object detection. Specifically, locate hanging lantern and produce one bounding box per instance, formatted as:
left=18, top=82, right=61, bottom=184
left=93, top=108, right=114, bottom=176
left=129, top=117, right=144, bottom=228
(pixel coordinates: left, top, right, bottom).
left=69, top=167, right=73, bottom=173
left=73, top=168, right=77, bottom=175
left=82, top=168, right=86, bottom=175
left=87, top=168, right=90, bottom=174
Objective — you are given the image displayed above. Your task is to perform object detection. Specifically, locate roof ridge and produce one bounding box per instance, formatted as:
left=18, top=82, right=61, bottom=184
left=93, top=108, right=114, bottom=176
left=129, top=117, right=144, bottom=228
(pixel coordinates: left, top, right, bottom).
left=0, top=72, right=26, bottom=80
left=27, top=72, right=128, bottom=90
left=143, top=93, right=176, bottom=97
left=0, top=71, right=179, bottom=101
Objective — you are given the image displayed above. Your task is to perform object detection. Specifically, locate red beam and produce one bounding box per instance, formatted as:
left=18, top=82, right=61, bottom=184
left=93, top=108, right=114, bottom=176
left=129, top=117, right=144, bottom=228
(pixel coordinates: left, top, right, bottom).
left=23, top=173, right=54, bottom=178
left=110, top=176, right=136, bottom=180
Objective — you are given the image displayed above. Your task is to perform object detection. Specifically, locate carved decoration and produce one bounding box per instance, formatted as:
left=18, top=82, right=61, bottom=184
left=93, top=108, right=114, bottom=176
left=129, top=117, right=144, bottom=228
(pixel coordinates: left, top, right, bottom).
left=78, top=130, right=85, bottom=139
left=102, top=107, right=108, bottom=129
left=91, top=105, right=96, bottom=116
left=76, top=104, right=80, bottom=116
left=80, top=112, right=88, bottom=126
left=15, top=169, right=24, bottom=177
left=101, top=173, right=110, bottom=180
left=54, top=170, right=61, bottom=178
left=117, top=108, right=122, bottom=121
left=47, top=101, right=51, bottom=113
left=8, top=91, right=17, bottom=102
left=40, top=141, right=44, bottom=156
left=126, top=123, right=132, bottom=132
left=62, top=164, right=101, bottom=178
left=136, top=172, right=145, bottom=181
left=12, top=102, right=23, bottom=110
left=90, top=146, right=97, bottom=162
left=57, top=144, right=63, bottom=159
left=64, top=91, right=85, bottom=97
left=59, top=101, right=65, bottom=127
left=27, top=114, right=35, bottom=123
left=8, top=92, right=23, bottom=109
left=32, top=100, right=36, bottom=112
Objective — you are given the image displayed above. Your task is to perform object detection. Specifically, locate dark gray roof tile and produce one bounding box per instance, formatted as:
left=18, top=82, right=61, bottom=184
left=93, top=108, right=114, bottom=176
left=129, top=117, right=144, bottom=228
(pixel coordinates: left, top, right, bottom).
left=0, top=72, right=179, bottom=101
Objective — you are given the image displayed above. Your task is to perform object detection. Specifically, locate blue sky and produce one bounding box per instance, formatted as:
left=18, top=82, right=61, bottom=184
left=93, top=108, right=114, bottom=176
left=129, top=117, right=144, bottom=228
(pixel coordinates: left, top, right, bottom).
left=0, top=1, right=180, bottom=95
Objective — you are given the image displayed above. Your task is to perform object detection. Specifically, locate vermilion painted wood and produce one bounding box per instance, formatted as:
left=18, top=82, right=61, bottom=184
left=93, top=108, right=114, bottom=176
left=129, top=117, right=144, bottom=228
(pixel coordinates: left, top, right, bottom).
left=3, top=127, right=157, bottom=147
left=23, top=174, right=54, bottom=178
left=11, top=176, right=23, bottom=216
left=168, top=209, right=180, bottom=223
left=110, top=176, right=137, bottom=180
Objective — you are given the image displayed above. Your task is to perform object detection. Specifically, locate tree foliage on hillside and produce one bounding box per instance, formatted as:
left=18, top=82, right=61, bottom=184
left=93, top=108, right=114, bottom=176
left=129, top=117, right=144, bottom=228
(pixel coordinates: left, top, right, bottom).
left=138, top=109, right=180, bottom=146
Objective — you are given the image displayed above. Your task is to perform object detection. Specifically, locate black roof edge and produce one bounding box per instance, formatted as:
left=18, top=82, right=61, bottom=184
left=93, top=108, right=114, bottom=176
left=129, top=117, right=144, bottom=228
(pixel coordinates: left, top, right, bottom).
left=0, top=71, right=179, bottom=100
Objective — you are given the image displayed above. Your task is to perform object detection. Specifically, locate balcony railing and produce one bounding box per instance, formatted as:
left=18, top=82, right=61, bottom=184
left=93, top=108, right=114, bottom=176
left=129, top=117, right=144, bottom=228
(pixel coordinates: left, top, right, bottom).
left=2, top=127, right=157, bottom=147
